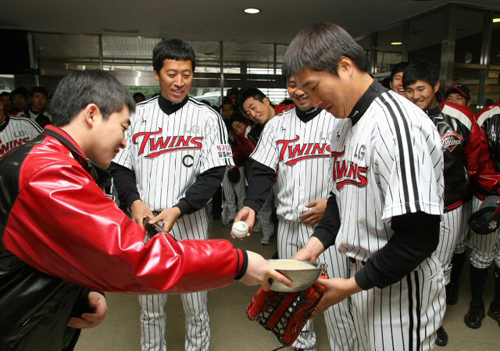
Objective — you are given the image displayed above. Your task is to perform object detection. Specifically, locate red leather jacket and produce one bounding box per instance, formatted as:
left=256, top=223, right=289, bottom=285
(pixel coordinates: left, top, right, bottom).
left=0, top=126, right=246, bottom=351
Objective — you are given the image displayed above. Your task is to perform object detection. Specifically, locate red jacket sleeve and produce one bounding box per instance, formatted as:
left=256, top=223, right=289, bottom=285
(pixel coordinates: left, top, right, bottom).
left=3, top=162, right=245, bottom=293
left=461, top=106, right=500, bottom=195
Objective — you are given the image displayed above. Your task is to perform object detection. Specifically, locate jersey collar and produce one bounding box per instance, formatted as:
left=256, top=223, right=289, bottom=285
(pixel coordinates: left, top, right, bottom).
left=158, top=94, right=189, bottom=115
left=296, top=106, right=322, bottom=123
left=349, top=80, right=388, bottom=126
left=0, top=114, right=10, bottom=132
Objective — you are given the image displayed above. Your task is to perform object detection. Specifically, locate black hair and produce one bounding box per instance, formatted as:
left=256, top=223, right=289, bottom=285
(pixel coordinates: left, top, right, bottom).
left=10, top=87, right=28, bottom=100
left=51, top=70, right=135, bottom=127
left=237, top=87, right=267, bottom=112
left=390, top=62, right=409, bottom=82
left=133, top=92, right=146, bottom=100
left=230, top=114, right=248, bottom=124
left=283, top=22, right=366, bottom=78
left=152, top=39, right=196, bottom=73
left=403, top=62, right=439, bottom=88
left=0, top=91, right=10, bottom=98
left=30, top=86, right=48, bottom=98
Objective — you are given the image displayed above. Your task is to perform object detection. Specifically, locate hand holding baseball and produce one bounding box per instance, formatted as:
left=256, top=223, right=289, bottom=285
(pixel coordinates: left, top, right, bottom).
left=232, top=206, right=256, bottom=239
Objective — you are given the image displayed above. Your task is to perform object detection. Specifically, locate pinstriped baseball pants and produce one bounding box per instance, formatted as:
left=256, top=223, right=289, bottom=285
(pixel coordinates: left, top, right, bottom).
left=277, top=218, right=358, bottom=351
left=349, top=257, right=445, bottom=351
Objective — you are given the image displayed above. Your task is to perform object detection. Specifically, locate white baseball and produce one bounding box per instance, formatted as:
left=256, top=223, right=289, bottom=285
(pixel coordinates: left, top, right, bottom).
left=232, top=221, right=249, bottom=238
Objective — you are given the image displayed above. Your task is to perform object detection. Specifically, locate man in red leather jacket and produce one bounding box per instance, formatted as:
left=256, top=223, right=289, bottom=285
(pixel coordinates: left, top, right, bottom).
left=0, top=70, right=290, bottom=351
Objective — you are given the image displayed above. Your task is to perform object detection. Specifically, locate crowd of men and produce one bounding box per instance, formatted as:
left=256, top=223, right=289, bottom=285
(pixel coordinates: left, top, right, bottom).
left=0, top=22, right=499, bottom=351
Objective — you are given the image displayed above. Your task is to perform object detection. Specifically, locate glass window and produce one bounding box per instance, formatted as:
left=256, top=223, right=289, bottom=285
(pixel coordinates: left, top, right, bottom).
left=355, top=36, right=371, bottom=71
left=455, top=9, right=485, bottom=65
left=490, top=13, right=500, bottom=67
left=485, top=70, right=500, bottom=107
left=407, top=10, right=444, bottom=64
left=377, top=25, right=404, bottom=75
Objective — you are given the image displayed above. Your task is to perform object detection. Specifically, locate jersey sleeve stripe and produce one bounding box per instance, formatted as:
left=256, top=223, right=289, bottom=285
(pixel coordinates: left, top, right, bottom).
left=378, top=93, right=421, bottom=213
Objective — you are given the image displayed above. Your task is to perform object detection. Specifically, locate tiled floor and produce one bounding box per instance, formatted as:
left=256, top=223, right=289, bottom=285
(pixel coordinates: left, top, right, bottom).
left=75, top=219, right=500, bottom=351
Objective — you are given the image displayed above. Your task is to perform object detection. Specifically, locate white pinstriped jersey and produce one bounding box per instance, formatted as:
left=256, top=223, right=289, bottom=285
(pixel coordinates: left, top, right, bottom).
left=331, top=91, right=444, bottom=262
left=251, top=108, right=338, bottom=221
left=0, top=116, right=42, bottom=157
left=113, top=97, right=233, bottom=212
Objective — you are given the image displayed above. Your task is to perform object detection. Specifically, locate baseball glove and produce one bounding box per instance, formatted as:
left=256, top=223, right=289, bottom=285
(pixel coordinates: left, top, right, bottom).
left=468, top=195, right=500, bottom=234
left=246, top=283, right=325, bottom=347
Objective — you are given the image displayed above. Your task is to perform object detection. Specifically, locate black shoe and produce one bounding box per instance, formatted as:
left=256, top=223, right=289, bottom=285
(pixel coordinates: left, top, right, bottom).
left=488, top=301, right=500, bottom=326
left=446, top=282, right=458, bottom=305
left=464, top=301, right=485, bottom=329
left=435, top=326, right=448, bottom=347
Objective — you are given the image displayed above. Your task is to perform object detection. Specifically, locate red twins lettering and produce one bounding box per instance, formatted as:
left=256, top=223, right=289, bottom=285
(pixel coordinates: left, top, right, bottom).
left=133, top=128, right=203, bottom=159
left=277, top=135, right=331, bottom=166
left=331, top=149, right=368, bottom=190
left=0, top=137, right=30, bottom=156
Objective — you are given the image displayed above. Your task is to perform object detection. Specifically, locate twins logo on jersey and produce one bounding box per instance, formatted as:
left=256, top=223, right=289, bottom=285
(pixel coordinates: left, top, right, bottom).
left=132, top=128, right=203, bottom=159
left=0, top=137, right=30, bottom=156
left=441, top=131, right=463, bottom=152
left=277, top=135, right=331, bottom=166
left=331, top=149, right=368, bottom=190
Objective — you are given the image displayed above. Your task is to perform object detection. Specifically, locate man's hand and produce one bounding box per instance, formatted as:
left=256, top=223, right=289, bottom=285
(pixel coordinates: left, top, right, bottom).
left=300, top=199, right=327, bottom=226
left=292, top=236, right=325, bottom=262
left=232, top=206, right=256, bottom=239
left=67, top=291, right=107, bottom=329
left=239, top=251, right=293, bottom=291
left=314, top=277, right=362, bottom=313
left=148, top=207, right=181, bottom=232
left=130, top=200, right=153, bottom=228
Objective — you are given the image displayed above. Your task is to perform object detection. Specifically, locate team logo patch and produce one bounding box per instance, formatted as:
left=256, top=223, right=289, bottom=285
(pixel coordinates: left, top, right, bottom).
left=441, top=132, right=463, bottom=152
left=331, top=149, right=368, bottom=190
left=133, top=128, right=203, bottom=159
left=277, top=135, right=331, bottom=166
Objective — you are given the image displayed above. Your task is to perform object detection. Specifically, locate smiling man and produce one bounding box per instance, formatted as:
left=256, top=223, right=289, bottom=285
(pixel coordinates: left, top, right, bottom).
left=234, top=75, right=357, bottom=351
left=284, top=23, right=446, bottom=351
left=110, top=39, right=234, bottom=351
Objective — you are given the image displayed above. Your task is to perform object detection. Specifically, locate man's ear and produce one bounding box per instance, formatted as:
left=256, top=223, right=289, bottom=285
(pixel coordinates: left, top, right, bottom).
left=338, top=56, right=354, bottom=76
left=154, top=69, right=160, bottom=82
left=263, top=97, right=271, bottom=106
left=83, top=104, right=100, bottom=128
left=433, top=80, right=441, bottom=93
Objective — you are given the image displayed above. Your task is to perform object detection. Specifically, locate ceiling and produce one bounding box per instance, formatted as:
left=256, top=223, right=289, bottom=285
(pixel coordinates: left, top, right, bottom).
left=2, top=0, right=500, bottom=45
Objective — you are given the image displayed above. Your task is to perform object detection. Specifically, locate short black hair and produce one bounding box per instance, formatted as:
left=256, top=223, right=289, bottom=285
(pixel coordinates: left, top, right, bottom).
left=30, top=86, right=48, bottom=98
left=403, top=62, right=439, bottom=88
left=0, top=91, right=10, bottom=98
left=283, top=22, right=366, bottom=78
left=51, top=70, right=135, bottom=127
left=133, top=92, right=145, bottom=100
left=390, top=62, right=409, bottom=82
left=237, top=87, right=267, bottom=112
left=153, top=39, right=196, bottom=73
left=10, top=87, right=28, bottom=100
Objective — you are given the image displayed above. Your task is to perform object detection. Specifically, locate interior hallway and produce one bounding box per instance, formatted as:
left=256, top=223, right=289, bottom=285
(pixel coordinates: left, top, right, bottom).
left=75, top=218, right=500, bottom=351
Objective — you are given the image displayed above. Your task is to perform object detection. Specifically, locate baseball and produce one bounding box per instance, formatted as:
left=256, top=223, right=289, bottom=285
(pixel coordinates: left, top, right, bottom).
left=232, top=221, right=249, bottom=238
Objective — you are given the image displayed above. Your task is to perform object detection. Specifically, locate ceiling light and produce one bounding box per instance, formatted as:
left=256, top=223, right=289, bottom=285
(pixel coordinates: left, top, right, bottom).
left=391, top=41, right=403, bottom=46
left=493, top=18, right=500, bottom=23
left=244, top=8, right=260, bottom=14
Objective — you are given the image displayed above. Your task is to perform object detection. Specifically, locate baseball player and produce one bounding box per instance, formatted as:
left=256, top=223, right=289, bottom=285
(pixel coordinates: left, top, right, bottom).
left=464, top=103, right=500, bottom=329
left=0, top=100, right=42, bottom=157
left=442, top=83, right=474, bottom=306
left=111, top=39, right=233, bottom=351
left=403, top=63, right=500, bottom=344
left=285, top=22, right=446, bottom=351
left=234, top=75, right=357, bottom=351
left=237, top=87, right=292, bottom=244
